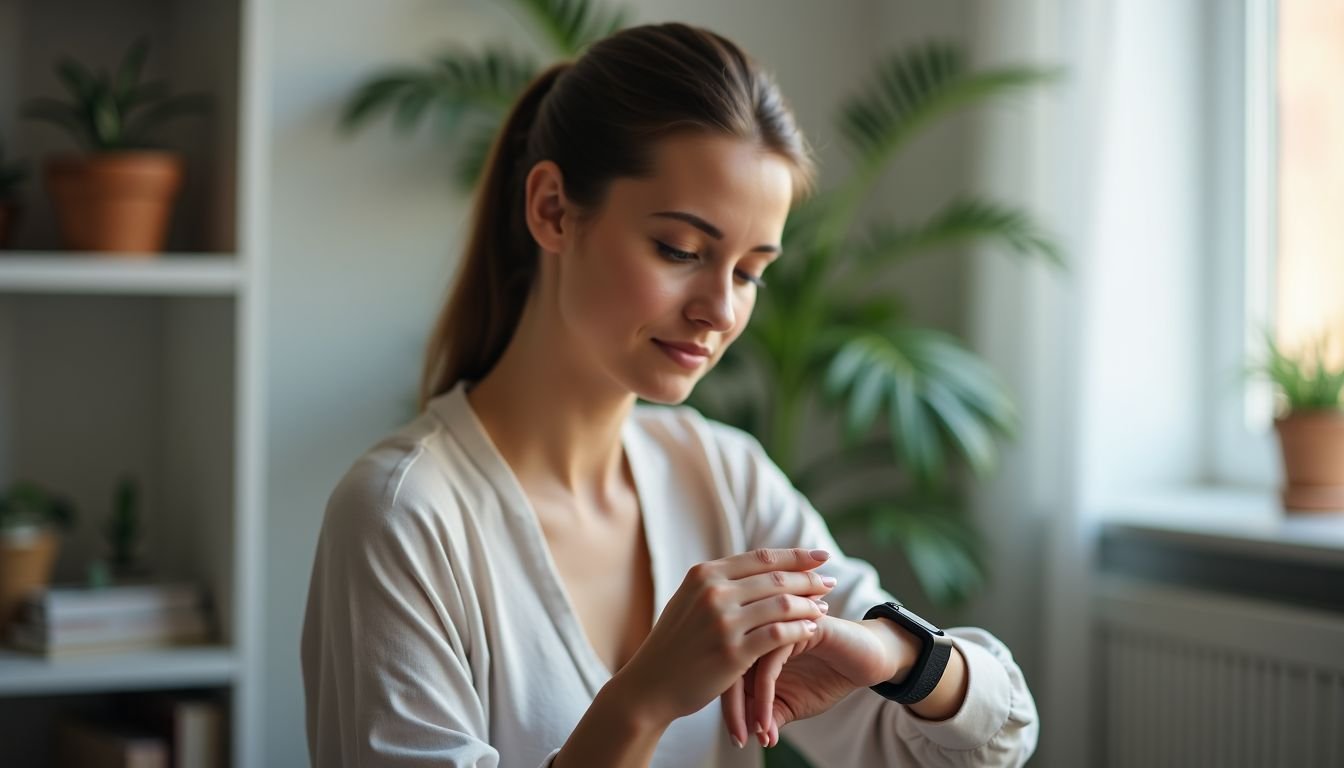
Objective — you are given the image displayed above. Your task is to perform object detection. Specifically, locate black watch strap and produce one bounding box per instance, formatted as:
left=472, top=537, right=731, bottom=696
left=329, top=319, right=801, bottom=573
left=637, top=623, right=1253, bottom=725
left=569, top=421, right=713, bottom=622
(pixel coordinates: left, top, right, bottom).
left=863, top=601, right=953, bottom=705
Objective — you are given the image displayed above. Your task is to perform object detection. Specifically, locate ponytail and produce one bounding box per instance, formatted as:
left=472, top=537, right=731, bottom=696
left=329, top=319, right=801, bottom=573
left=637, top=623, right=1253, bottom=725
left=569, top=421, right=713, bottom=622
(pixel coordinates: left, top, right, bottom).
left=418, top=62, right=572, bottom=408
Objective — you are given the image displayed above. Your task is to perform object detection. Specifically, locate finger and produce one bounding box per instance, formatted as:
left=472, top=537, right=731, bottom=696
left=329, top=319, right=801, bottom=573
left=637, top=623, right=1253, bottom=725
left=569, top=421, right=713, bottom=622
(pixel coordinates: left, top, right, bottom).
left=742, top=617, right=819, bottom=659
left=768, top=719, right=780, bottom=748
left=734, top=568, right=836, bottom=605
left=753, top=645, right=789, bottom=738
left=721, top=676, right=747, bottom=748
left=737, top=592, right=825, bottom=634
left=719, top=547, right=830, bottom=580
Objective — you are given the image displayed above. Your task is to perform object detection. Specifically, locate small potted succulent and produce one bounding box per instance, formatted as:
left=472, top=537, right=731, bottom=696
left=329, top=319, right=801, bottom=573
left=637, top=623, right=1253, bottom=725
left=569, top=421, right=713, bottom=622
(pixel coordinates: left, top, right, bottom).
left=0, top=134, right=27, bottom=249
left=106, top=475, right=145, bottom=578
left=23, top=37, right=209, bottom=255
left=1251, top=332, right=1344, bottom=513
left=0, top=482, right=76, bottom=635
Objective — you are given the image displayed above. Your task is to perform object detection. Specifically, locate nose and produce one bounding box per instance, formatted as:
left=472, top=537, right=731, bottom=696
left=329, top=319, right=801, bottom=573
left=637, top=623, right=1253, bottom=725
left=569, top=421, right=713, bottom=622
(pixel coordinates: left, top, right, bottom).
left=685, top=269, right=737, bottom=332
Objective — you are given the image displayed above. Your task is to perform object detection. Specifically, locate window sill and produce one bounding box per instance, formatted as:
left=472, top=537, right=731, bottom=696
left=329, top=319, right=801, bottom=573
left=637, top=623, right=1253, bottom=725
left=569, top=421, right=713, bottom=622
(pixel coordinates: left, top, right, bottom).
left=1097, top=485, right=1344, bottom=613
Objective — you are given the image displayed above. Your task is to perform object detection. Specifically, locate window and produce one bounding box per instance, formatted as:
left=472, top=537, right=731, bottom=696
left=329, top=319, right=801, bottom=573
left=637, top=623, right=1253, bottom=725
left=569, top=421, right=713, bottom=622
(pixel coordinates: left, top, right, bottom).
left=1210, top=0, right=1344, bottom=487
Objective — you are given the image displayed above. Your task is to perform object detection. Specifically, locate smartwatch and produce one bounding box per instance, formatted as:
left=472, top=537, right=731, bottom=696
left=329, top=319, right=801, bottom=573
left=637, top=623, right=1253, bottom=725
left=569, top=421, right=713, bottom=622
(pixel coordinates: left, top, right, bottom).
left=863, top=601, right=954, bottom=705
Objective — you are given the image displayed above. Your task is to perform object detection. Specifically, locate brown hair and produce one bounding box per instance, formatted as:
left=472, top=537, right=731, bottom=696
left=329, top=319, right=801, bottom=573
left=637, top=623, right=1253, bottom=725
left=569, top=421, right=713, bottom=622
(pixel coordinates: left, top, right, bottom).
left=419, top=23, right=816, bottom=408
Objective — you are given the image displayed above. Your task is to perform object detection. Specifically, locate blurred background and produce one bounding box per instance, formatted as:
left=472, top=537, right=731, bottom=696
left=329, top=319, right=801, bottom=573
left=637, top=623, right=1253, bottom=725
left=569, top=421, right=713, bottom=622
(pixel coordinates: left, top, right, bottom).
left=1, top=0, right=1342, bottom=766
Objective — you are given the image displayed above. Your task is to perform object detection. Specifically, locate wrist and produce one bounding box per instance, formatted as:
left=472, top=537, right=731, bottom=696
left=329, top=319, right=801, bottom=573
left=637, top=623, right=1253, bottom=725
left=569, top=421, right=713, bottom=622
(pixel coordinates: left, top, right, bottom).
left=861, top=617, right=919, bottom=685
left=553, top=673, right=668, bottom=768
left=601, top=667, right=676, bottom=734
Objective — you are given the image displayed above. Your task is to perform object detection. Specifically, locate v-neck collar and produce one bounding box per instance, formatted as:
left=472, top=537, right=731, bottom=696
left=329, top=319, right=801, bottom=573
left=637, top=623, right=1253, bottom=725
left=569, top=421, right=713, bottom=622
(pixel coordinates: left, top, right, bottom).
left=435, top=382, right=665, bottom=693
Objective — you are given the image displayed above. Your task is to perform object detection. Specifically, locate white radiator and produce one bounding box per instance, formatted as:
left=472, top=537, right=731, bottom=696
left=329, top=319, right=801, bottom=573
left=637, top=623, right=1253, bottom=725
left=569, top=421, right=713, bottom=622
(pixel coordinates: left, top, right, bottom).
left=1095, top=580, right=1344, bottom=767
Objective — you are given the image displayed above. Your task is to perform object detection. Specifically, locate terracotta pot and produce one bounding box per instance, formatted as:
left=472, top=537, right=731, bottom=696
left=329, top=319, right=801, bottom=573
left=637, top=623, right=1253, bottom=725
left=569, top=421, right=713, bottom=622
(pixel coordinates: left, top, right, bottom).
left=0, top=200, right=18, bottom=249
left=45, top=151, right=183, bottom=255
left=1274, top=410, right=1344, bottom=513
left=0, top=526, right=60, bottom=637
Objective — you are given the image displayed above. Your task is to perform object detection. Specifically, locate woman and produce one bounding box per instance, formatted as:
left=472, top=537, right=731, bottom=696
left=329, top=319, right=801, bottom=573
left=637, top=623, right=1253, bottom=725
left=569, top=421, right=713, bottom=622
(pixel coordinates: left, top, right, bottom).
left=302, top=22, right=1038, bottom=768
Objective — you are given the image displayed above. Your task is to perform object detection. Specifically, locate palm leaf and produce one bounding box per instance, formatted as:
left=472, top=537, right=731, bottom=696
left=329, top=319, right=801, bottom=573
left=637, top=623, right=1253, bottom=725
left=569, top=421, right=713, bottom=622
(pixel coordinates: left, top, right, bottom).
left=826, top=497, right=987, bottom=606
left=511, top=0, right=629, bottom=56
left=840, top=43, right=1058, bottom=175
left=823, top=326, right=1016, bottom=486
left=452, top=120, right=506, bottom=191
left=341, top=48, right=537, bottom=136
left=853, top=197, right=1063, bottom=274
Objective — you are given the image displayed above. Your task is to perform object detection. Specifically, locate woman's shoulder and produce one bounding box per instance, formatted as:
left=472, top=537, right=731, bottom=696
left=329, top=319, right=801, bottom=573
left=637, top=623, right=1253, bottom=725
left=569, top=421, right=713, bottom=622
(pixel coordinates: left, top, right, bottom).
left=322, top=409, right=469, bottom=541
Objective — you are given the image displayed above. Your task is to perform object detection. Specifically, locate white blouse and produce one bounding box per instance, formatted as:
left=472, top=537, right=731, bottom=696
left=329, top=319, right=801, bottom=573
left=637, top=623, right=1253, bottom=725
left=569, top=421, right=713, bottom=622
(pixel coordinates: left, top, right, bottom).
left=301, top=381, right=1039, bottom=767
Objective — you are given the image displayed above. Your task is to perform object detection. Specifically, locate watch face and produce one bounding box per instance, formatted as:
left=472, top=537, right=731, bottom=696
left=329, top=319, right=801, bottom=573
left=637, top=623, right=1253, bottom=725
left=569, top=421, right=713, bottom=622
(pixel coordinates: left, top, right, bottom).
left=901, top=608, right=943, bottom=635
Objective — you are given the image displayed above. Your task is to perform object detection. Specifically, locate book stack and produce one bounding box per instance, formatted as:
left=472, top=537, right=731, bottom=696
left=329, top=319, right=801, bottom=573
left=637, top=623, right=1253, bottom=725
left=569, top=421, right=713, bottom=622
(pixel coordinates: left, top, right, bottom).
left=7, top=582, right=210, bottom=657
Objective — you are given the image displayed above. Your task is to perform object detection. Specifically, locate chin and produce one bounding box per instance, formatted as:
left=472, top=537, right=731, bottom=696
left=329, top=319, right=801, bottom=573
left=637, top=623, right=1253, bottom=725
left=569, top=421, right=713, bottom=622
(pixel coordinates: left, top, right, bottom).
left=630, top=374, right=699, bottom=406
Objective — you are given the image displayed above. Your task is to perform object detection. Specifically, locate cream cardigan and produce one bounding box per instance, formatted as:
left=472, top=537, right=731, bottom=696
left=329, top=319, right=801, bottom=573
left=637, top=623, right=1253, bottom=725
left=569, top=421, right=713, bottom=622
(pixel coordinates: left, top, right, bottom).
left=301, top=382, right=1039, bottom=767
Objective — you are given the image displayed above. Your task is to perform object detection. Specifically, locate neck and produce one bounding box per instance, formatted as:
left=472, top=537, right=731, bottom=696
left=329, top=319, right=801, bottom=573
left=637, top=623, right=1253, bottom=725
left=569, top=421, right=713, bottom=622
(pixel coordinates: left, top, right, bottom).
left=465, top=296, right=636, bottom=512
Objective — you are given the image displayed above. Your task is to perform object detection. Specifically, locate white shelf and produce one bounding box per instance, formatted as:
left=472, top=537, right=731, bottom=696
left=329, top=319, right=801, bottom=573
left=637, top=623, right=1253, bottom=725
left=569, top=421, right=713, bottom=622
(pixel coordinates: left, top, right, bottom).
left=0, top=254, right=242, bottom=296
left=0, top=645, right=239, bottom=696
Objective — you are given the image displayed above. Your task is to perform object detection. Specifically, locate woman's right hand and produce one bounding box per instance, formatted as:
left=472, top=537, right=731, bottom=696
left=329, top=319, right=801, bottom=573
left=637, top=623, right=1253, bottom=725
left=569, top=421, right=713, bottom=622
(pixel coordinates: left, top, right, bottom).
left=609, top=547, right=836, bottom=732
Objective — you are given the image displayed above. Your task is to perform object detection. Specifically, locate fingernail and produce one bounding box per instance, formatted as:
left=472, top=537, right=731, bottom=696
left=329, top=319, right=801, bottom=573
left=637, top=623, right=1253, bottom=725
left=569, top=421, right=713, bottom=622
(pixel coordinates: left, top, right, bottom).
left=804, top=619, right=817, bottom=631
left=821, top=575, right=837, bottom=587
left=733, top=736, right=744, bottom=749
left=754, top=720, right=764, bottom=734
left=817, top=600, right=829, bottom=613
left=758, top=731, right=769, bottom=747
left=809, top=549, right=831, bottom=561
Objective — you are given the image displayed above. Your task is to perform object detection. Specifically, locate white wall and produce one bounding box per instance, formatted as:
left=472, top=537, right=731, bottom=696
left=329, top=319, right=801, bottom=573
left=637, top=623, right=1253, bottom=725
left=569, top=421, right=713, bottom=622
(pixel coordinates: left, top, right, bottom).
left=262, top=2, right=975, bottom=763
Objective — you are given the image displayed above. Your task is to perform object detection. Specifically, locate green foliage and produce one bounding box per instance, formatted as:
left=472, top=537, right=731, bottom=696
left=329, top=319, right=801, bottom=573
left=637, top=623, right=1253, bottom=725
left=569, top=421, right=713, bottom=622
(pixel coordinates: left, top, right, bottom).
left=107, top=475, right=141, bottom=572
left=0, top=481, right=76, bottom=532
left=1249, top=330, right=1344, bottom=414
left=509, top=0, right=629, bottom=55
left=23, top=37, right=210, bottom=152
left=0, top=134, right=28, bottom=200
left=340, top=0, right=1064, bottom=607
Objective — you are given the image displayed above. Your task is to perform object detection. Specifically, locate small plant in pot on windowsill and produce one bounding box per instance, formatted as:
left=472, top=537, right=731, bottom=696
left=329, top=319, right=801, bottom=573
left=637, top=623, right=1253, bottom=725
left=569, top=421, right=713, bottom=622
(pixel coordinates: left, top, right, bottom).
left=1250, top=332, right=1344, bottom=513
left=0, top=482, right=76, bottom=637
left=0, top=134, right=28, bottom=249
left=23, top=37, right=210, bottom=255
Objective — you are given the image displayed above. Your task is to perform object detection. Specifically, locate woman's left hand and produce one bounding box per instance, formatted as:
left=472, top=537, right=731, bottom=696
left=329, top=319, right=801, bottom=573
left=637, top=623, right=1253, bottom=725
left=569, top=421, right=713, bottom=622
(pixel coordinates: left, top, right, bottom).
left=720, top=612, right=913, bottom=748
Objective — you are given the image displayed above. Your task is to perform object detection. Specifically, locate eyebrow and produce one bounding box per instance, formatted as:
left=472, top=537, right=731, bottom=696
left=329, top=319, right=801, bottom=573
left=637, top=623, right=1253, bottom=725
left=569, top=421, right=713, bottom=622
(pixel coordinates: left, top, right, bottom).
left=649, top=211, right=781, bottom=254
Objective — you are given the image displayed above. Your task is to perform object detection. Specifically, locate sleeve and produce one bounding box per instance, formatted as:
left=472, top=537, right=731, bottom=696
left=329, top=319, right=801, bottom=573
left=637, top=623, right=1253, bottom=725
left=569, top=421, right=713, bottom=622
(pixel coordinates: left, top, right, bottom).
left=708, top=421, right=1040, bottom=768
left=300, top=466, right=562, bottom=768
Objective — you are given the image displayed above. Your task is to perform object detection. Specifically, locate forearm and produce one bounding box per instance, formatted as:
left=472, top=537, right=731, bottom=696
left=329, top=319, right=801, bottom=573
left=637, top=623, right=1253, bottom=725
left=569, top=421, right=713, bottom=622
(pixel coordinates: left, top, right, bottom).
left=552, top=674, right=668, bottom=768
left=863, top=618, right=970, bottom=722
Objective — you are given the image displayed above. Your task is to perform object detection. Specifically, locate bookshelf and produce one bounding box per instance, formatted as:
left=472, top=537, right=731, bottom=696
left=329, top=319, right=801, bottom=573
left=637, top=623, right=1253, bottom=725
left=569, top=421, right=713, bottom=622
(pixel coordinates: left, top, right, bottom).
left=0, top=0, right=264, bottom=765
left=0, top=646, right=238, bottom=697
left=0, top=254, right=243, bottom=295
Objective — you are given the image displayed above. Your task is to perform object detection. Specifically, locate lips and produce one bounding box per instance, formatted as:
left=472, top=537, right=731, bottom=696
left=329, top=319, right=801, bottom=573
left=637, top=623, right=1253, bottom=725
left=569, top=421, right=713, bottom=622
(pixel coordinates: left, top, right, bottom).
left=655, top=339, right=712, bottom=357
left=653, top=339, right=712, bottom=370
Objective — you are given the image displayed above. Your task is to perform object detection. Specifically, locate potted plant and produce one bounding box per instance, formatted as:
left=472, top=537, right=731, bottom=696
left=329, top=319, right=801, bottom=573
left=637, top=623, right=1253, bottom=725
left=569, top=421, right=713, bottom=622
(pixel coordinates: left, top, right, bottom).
left=0, top=133, right=27, bottom=249
left=1252, top=332, right=1344, bottom=512
left=107, top=475, right=145, bottom=578
left=0, top=482, right=76, bottom=636
left=23, top=37, right=209, bottom=255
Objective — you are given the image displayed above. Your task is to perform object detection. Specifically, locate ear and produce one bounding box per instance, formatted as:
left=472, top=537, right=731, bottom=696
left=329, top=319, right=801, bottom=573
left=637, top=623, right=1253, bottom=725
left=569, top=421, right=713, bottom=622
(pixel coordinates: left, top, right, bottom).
left=524, top=160, right=571, bottom=256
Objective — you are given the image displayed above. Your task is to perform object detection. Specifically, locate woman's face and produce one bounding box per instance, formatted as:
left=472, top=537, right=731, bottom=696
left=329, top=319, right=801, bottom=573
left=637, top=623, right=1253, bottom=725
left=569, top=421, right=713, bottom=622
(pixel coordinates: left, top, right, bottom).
left=547, top=133, right=795, bottom=405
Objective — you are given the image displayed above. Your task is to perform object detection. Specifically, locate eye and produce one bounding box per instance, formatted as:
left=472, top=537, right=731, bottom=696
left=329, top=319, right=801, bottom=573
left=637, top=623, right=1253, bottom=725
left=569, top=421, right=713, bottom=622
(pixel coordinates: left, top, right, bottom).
left=655, top=240, right=698, bottom=263
left=655, top=240, right=766, bottom=289
left=736, top=270, right=767, bottom=289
